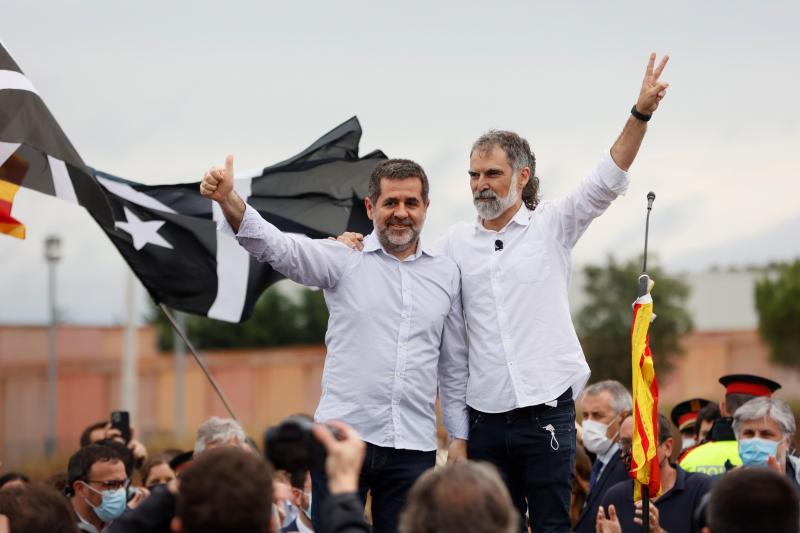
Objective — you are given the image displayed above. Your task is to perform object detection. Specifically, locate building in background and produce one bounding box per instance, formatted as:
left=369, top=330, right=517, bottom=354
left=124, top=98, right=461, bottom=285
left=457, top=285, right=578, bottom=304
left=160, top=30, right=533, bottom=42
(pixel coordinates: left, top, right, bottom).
left=0, top=270, right=795, bottom=470
left=0, top=325, right=324, bottom=469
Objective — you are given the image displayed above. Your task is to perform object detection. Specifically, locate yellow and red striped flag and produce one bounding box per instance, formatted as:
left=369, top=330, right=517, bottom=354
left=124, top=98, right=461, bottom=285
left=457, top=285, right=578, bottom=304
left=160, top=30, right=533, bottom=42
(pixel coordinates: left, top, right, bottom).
left=0, top=153, right=29, bottom=240
left=630, top=276, right=661, bottom=500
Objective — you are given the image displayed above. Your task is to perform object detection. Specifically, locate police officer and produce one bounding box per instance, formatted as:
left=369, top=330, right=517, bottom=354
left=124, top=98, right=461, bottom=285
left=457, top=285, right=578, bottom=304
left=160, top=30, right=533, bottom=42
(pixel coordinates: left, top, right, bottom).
left=679, top=374, right=781, bottom=475
left=671, top=398, right=711, bottom=452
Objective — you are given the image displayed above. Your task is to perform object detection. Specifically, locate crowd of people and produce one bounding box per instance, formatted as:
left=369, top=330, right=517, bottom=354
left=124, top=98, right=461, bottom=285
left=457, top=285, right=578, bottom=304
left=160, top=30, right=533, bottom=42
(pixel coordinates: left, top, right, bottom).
left=0, top=371, right=798, bottom=533
left=3, top=52, right=798, bottom=532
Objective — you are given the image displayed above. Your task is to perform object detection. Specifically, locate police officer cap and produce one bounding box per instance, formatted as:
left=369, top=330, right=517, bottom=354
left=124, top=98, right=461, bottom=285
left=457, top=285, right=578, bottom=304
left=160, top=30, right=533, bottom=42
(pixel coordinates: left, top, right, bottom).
left=671, top=398, right=712, bottom=432
left=718, top=374, right=781, bottom=397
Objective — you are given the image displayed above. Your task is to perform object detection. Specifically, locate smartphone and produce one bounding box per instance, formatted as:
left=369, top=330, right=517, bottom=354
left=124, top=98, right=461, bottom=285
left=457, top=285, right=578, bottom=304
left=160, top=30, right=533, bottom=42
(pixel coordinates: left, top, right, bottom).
left=110, top=410, right=131, bottom=443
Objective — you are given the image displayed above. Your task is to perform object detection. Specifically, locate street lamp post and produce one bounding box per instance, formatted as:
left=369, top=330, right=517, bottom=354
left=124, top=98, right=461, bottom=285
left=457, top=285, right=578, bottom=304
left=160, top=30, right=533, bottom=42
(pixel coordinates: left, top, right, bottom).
left=44, top=235, right=61, bottom=457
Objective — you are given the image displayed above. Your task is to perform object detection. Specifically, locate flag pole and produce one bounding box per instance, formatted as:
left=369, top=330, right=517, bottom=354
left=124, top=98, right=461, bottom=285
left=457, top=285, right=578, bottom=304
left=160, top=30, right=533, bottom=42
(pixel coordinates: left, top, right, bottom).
left=158, top=303, right=239, bottom=422
left=640, top=191, right=655, bottom=532
left=639, top=191, right=656, bottom=297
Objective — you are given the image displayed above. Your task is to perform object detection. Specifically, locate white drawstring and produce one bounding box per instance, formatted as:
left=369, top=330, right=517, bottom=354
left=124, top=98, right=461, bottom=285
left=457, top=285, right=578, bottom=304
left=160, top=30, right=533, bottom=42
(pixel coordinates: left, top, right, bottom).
left=543, top=424, right=559, bottom=451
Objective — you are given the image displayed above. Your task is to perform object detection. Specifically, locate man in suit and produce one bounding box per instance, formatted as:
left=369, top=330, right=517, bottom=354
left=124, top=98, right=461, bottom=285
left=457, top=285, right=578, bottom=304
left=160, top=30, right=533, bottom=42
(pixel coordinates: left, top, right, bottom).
left=574, top=380, right=632, bottom=533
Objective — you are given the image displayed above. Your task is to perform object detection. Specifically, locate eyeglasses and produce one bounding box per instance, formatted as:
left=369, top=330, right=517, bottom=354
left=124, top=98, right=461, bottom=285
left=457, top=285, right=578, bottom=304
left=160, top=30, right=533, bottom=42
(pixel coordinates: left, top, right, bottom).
left=86, top=478, right=130, bottom=491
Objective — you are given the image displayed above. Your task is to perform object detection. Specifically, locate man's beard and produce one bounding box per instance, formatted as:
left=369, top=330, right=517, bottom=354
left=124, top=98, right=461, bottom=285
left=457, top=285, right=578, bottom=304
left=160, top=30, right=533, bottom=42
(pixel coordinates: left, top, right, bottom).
left=473, top=173, right=518, bottom=220
left=378, top=217, right=420, bottom=253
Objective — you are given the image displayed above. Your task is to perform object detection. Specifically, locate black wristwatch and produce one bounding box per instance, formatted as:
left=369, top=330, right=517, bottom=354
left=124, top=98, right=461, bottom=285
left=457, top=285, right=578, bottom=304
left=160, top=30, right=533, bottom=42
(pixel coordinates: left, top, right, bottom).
left=631, top=105, right=652, bottom=122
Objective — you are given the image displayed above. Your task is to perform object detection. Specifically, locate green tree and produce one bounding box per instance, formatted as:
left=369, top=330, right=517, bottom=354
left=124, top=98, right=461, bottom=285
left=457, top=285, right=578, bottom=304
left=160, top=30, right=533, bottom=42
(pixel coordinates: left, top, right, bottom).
left=575, top=255, right=693, bottom=384
left=151, top=285, right=330, bottom=351
left=755, top=259, right=800, bottom=367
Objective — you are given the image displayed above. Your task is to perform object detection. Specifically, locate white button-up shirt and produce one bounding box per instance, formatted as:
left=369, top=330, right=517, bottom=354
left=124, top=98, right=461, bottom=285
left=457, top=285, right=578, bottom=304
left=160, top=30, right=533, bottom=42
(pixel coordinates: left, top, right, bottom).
left=438, top=151, right=629, bottom=413
left=222, top=205, right=469, bottom=451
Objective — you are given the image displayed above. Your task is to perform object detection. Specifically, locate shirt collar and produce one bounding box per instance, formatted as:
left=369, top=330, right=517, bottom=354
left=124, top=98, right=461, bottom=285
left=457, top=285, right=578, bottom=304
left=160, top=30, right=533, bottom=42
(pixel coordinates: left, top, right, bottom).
left=472, top=203, right=531, bottom=234
left=655, top=464, right=685, bottom=501
left=671, top=463, right=686, bottom=492
left=76, top=513, right=100, bottom=533
left=296, top=517, right=315, bottom=533
left=599, top=442, right=620, bottom=464
left=362, top=231, right=434, bottom=260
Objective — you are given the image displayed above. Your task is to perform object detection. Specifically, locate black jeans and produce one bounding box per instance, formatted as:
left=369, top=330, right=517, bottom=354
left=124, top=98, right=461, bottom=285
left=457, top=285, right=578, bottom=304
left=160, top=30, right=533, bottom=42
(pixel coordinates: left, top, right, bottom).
left=311, top=443, right=436, bottom=533
left=467, top=388, right=576, bottom=533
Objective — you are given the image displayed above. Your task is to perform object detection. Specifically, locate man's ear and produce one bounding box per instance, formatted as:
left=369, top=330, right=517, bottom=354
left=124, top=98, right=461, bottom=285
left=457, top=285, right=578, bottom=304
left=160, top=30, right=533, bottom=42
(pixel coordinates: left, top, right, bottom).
left=364, top=197, right=374, bottom=220
left=517, top=167, right=531, bottom=190
left=664, top=437, right=674, bottom=460
left=170, top=516, right=182, bottom=533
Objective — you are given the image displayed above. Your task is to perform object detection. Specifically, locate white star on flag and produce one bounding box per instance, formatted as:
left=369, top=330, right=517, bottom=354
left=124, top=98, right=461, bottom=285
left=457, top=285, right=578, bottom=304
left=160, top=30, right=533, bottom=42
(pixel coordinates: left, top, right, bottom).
left=115, top=206, right=174, bottom=251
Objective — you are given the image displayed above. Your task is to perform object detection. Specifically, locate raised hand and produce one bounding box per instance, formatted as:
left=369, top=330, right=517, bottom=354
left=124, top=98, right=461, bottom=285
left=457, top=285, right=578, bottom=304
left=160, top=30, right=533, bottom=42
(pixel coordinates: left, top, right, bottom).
left=596, top=505, right=623, bottom=533
left=635, top=53, right=670, bottom=116
left=200, top=154, right=236, bottom=203
left=312, top=420, right=366, bottom=495
left=446, top=438, right=468, bottom=464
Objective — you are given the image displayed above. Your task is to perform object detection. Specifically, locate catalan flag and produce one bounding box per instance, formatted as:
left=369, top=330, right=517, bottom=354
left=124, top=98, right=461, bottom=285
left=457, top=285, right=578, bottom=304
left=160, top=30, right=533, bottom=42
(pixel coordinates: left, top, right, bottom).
left=0, top=41, right=113, bottom=226
left=630, top=275, right=661, bottom=501
left=0, top=151, right=28, bottom=239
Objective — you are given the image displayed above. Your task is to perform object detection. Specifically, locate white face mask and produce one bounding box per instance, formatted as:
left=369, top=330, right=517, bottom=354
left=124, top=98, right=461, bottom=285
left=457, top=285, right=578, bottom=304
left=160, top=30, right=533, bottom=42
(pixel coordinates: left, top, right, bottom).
left=582, top=414, right=619, bottom=455
left=681, top=437, right=696, bottom=451
left=302, top=491, right=312, bottom=521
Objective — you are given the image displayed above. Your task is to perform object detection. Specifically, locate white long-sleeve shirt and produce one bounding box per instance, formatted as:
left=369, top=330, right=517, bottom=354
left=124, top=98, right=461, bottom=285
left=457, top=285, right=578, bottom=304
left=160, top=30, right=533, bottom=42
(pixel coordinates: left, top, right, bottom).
left=221, top=205, right=469, bottom=450
left=438, top=151, right=629, bottom=412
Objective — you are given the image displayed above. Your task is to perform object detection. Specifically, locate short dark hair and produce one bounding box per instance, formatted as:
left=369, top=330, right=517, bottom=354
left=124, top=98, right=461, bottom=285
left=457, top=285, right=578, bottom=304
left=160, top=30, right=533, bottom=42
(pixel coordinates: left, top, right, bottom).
left=289, top=469, right=308, bottom=491
left=79, top=421, right=107, bottom=447
left=0, top=472, right=30, bottom=490
left=725, top=393, right=754, bottom=416
left=471, top=130, right=541, bottom=211
left=0, top=484, right=79, bottom=533
left=177, top=446, right=273, bottom=533
left=95, top=438, right=136, bottom=476
left=399, top=461, right=519, bottom=533
left=657, top=413, right=673, bottom=444
left=695, top=403, right=721, bottom=440
left=66, top=444, right=127, bottom=497
left=367, top=159, right=429, bottom=205
left=707, top=467, right=798, bottom=533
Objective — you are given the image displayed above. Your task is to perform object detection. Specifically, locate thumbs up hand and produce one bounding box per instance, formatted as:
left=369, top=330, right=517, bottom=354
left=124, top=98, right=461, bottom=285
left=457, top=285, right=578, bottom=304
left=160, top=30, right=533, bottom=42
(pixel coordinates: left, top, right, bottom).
left=200, top=154, right=236, bottom=203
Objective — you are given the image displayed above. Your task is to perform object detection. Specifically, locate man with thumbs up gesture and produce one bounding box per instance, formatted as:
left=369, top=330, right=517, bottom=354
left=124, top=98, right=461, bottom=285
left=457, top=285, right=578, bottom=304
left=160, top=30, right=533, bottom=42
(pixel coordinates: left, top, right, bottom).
left=201, top=157, right=469, bottom=533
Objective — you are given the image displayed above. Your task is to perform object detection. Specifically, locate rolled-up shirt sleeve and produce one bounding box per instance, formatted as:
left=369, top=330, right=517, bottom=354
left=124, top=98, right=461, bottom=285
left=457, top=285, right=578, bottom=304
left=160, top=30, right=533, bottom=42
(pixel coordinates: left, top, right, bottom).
left=438, top=274, right=470, bottom=440
left=552, top=149, right=630, bottom=249
left=218, top=204, right=352, bottom=289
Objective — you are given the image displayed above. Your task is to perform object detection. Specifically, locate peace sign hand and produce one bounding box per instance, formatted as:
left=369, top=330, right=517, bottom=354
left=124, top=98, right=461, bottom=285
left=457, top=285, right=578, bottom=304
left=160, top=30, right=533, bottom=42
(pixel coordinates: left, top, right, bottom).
left=635, top=53, right=670, bottom=116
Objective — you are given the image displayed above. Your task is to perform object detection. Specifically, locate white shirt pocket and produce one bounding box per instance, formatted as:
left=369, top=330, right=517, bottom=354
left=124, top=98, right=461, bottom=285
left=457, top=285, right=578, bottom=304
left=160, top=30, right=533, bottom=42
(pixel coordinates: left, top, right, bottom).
left=511, top=241, right=551, bottom=284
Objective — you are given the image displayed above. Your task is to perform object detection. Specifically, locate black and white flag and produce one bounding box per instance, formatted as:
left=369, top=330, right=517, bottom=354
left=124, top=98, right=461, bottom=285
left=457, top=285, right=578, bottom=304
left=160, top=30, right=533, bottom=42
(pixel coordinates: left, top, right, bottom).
left=92, top=117, right=385, bottom=322
left=0, top=41, right=113, bottom=225
left=1, top=39, right=386, bottom=322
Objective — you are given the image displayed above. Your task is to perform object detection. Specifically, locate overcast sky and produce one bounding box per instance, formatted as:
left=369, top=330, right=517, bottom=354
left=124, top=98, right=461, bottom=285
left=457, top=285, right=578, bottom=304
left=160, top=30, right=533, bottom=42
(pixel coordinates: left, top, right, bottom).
left=2, top=1, right=798, bottom=325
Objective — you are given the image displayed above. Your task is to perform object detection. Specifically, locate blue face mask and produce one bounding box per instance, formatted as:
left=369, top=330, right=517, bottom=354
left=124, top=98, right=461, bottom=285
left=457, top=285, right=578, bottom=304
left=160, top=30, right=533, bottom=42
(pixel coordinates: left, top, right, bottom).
left=82, top=483, right=128, bottom=523
left=739, top=437, right=779, bottom=467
